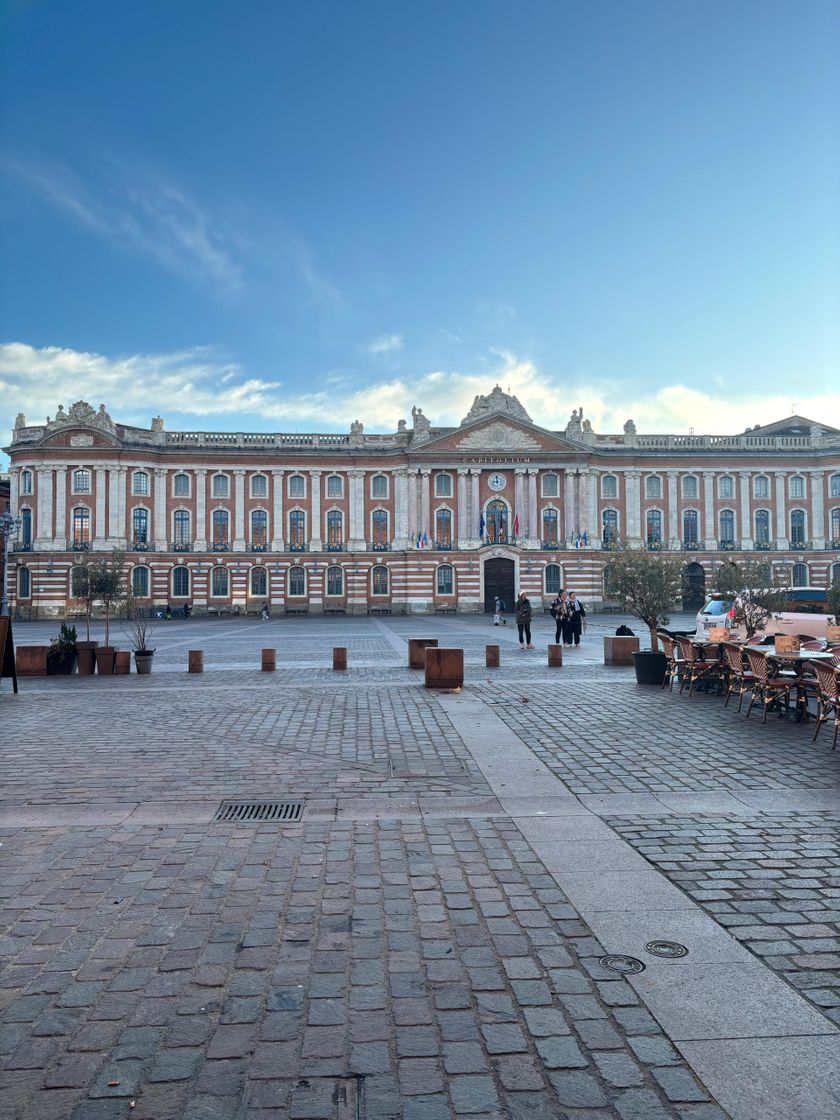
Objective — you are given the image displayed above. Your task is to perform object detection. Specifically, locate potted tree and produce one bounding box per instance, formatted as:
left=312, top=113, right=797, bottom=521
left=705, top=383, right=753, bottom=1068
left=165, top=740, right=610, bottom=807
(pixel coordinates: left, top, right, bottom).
left=826, top=574, right=840, bottom=627
left=91, top=550, right=126, bottom=675
left=714, top=559, right=787, bottom=642
left=73, top=559, right=99, bottom=675
left=123, top=606, right=156, bottom=674
left=604, top=542, right=685, bottom=684
left=47, top=622, right=78, bottom=675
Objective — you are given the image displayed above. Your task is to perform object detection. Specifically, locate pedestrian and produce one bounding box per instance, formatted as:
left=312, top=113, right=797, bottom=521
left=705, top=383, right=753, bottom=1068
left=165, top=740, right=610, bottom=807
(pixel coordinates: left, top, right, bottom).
left=260, top=602, right=270, bottom=621
left=493, top=595, right=507, bottom=625
left=164, top=603, right=171, bottom=620
left=550, top=589, right=570, bottom=645
left=567, top=592, right=586, bottom=646
left=515, top=591, right=535, bottom=650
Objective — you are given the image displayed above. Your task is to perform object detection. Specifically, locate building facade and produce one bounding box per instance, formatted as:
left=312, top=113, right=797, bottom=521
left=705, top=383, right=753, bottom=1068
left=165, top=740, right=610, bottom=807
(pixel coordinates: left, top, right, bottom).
left=4, top=388, right=840, bottom=618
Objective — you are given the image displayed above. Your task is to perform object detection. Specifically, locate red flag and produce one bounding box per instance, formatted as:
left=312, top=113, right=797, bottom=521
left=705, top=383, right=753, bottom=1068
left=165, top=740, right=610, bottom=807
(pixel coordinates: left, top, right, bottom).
left=513, top=514, right=519, bottom=536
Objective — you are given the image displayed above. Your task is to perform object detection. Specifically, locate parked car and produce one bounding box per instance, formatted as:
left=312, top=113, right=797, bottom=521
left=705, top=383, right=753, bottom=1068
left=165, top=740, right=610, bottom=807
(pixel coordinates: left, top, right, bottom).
left=695, top=588, right=833, bottom=640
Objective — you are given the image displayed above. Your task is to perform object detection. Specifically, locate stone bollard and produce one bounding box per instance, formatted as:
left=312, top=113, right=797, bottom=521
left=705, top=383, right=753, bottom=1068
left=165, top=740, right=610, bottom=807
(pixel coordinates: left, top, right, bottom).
left=424, top=647, right=464, bottom=689
left=114, top=651, right=131, bottom=675
left=486, top=644, right=500, bottom=668
left=547, top=644, right=563, bottom=668
left=333, top=646, right=347, bottom=671
left=261, top=648, right=276, bottom=672
left=408, top=638, right=438, bottom=669
left=603, top=635, right=640, bottom=665
left=188, top=650, right=204, bottom=674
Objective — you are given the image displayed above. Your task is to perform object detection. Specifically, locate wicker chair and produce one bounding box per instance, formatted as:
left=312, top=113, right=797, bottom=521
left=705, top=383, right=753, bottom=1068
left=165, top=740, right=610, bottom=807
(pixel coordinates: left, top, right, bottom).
left=744, top=648, right=799, bottom=722
left=659, top=634, right=681, bottom=692
left=811, top=661, right=840, bottom=749
left=675, top=636, right=720, bottom=697
left=722, top=643, right=755, bottom=712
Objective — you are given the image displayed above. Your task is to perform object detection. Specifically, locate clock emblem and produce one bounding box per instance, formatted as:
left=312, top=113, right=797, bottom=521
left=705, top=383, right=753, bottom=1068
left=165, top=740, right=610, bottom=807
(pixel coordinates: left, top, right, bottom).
left=488, top=473, right=506, bottom=492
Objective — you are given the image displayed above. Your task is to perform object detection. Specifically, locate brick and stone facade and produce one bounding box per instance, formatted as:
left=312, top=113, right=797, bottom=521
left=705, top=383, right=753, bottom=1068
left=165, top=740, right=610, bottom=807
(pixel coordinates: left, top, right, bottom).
left=4, top=388, right=840, bottom=617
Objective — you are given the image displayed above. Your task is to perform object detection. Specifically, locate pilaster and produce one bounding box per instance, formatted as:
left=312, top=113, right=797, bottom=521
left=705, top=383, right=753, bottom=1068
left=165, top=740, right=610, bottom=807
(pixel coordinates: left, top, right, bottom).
left=703, top=471, right=717, bottom=550
left=233, top=469, right=246, bottom=552
left=774, top=471, right=789, bottom=549
left=667, top=470, right=679, bottom=546
left=739, top=471, right=753, bottom=549
left=309, top=470, right=323, bottom=552
left=456, top=469, right=469, bottom=548
left=154, top=468, right=168, bottom=551
left=93, top=467, right=107, bottom=549
left=527, top=470, right=539, bottom=548
left=270, top=470, right=284, bottom=552
left=195, top=470, right=208, bottom=551
left=810, top=471, right=825, bottom=548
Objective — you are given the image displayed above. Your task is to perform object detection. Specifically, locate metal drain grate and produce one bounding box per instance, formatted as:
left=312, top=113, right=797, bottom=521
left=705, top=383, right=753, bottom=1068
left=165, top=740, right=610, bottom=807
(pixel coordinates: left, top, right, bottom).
left=645, top=940, right=688, bottom=959
left=599, top=954, right=646, bottom=975
left=213, top=800, right=304, bottom=823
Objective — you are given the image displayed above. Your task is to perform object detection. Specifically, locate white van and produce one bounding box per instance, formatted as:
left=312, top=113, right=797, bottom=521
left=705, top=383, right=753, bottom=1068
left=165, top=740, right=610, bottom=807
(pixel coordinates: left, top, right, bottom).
left=695, top=588, right=834, bottom=641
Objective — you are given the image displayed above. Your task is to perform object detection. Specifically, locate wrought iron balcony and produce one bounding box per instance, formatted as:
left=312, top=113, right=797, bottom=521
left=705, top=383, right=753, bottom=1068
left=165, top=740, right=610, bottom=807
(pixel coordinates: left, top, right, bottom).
left=646, top=540, right=665, bottom=551
left=826, top=539, right=840, bottom=550
left=719, top=541, right=737, bottom=551
left=66, top=539, right=90, bottom=551
left=542, top=539, right=559, bottom=550
left=682, top=541, right=701, bottom=551
left=288, top=542, right=307, bottom=553
left=754, top=540, right=774, bottom=550
left=368, top=542, right=391, bottom=552
left=250, top=542, right=268, bottom=552
left=131, top=539, right=152, bottom=552
left=172, top=541, right=192, bottom=552
left=325, top=543, right=345, bottom=552
left=13, top=540, right=33, bottom=552
left=434, top=541, right=453, bottom=550
left=790, top=539, right=810, bottom=550
left=212, top=542, right=230, bottom=552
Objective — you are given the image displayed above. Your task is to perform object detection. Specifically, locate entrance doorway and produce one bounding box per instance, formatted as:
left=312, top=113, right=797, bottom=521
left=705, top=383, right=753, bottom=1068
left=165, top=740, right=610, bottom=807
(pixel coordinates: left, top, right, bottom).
left=484, top=557, right=515, bottom=614
left=682, top=562, right=706, bottom=611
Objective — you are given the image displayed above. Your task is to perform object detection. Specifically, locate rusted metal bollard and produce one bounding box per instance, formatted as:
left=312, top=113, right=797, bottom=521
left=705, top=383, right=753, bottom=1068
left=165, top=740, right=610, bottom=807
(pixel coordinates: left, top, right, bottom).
left=333, top=646, right=347, bottom=671
left=114, top=651, right=131, bottom=675
left=486, top=644, right=500, bottom=668
left=548, top=644, right=563, bottom=667
left=188, top=649, right=204, bottom=674
left=424, top=648, right=464, bottom=689
left=408, top=637, right=438, bottom=669
left=261, top=648, right=276, bottom=672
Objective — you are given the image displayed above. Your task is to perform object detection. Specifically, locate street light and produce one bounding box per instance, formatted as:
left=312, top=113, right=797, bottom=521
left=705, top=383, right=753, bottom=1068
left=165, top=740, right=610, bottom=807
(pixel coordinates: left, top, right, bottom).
left=0, top=512, right=22, bottom=617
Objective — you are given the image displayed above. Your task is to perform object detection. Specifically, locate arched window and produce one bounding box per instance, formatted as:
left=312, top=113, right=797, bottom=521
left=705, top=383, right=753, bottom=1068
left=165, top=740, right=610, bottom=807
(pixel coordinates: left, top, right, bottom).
left=371, top=474, right=388, bottom=499
left=601, top=475, right=618, bottom=499
left=791, top=563, right=808, bottom=588
left=830, top=474, right=840, bottom=498
left=132, top=471, right=149, bottom=496
left=212, top=474, right=229, bottom=498
left=172, top=567, right=190, bottom=597
left=789, top=475, right=805, bottom=499
left=718, top=475, right=734, bottom=499
left=71, top=565, right=89, bottom=598
left=682, top=476, right=698, bottom=499
left=212, top=509, right=229, bottom=549
left=326, top=510, right=343, bottom=550
left=326, top=565, right=343, bottom=596
left=645, top=476, right=662, bottom=499
left=251, top=510, right=267, bottom=550
left=646, top=509, right=662, bottom=545
left=20, top=508, right=32, bottom=547
left=326, top=475, right=343, bottom=498
left=131, top=567, right=150, bottom=597
left=288, top=565, right=305, bottom=596
left=486, top=500, right=507, bottom=544
left=250, top=474, right=267, bottom=498
left=20, top=469, right=32, bottom=494
left=544, top=564, right=562, bottom=595
left=542, top=508, right=558, bottom=546
left=288, top=474, right=305, bottom=498
left=435, top=509, right=452, bottom=548
left=830, top=508, right=840, bottom=544
left=436, top=564, right=454, bottom=595
left=18, top=567, right=30, bottom=598
left=790, top=509, right=806, bottom=546
left=542, top=473, right=559, bottom=498
left=132, top=508, right=148, bottom=546
left=435, top=473, right=452, bottom=498
left=719, top=510, right=735, bottom=544
left=72, top=506, right=90, bottom=547
left=754, top=510, right=770, bottom=545
left=173, top=473, right=190, bottom=497
left=602, top=509, right=618, bottom=546
left=288, top=510, right=306, bottom=551
left=682, top=510, right=698, bottom=545
left=73, top=469, right=91, bottom=494
left=754, top=475, right=770, bottom=499
left=250, top=567, right=267, bottom=597
left=211, top=566, right=229, bottom=597
left=173, top=509, right=190, bottom=548
left=371, top=565, right=389, bottom=596
left=371, top=509, right=389, bottom=550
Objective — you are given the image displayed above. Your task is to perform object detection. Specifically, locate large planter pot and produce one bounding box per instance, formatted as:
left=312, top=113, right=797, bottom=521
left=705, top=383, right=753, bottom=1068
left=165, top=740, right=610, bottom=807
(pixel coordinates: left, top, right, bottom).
left=16, top=645, right=49, bottom=676
left=633, top=650, right=668, bottom=685
left=134, top=650, right=155, bottom=675
left=47, top=651, right=77, bottom=675
left=95, top=646, right=117, bottom=676
left=76, top=641, right=99, bottom=676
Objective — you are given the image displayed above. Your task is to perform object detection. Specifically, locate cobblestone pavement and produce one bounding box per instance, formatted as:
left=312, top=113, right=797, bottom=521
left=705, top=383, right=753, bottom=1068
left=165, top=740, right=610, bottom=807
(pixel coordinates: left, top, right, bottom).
left=610, top=813, right=840, bottom=1023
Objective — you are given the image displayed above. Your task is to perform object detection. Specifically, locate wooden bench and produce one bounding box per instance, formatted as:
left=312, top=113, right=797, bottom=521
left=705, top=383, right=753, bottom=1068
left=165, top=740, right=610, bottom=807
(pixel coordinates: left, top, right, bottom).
left=323, top=607, right=346, bottom=615
left=367, top=607, right=391, bottom=615
left=434, top=606, right=457, bottom=614
left=207, top=605, right=241, bottom=617
left=285, top=607, right=309, bottom=616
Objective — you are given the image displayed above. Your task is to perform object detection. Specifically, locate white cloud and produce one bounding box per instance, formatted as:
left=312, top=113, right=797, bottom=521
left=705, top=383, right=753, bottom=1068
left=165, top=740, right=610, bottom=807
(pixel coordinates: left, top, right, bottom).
left=368, top=334, right=403, bottom=355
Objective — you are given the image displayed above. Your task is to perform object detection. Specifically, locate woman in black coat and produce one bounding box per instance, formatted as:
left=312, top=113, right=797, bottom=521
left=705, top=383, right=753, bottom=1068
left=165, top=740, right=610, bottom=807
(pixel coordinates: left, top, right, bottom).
left=550, top=590, right=570, bottom=645
left=567, top=592, right=586, bottom=646
left=515, top=592, right=535, bottom=650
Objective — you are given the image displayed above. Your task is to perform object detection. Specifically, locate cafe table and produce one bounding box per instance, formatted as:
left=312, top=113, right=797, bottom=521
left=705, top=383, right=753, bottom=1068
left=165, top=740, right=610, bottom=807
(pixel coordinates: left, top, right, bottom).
left=744, top=647, right=835, bottom=721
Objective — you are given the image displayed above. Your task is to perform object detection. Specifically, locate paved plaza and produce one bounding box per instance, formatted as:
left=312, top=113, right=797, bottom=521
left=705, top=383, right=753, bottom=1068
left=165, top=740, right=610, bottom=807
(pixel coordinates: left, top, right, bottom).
left=1, top=612, right=838, bottom=1120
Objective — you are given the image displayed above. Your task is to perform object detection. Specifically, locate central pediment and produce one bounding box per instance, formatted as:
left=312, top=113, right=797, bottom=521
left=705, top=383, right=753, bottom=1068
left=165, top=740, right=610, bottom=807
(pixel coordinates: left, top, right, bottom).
left=455, top=421, right=543, bottom=452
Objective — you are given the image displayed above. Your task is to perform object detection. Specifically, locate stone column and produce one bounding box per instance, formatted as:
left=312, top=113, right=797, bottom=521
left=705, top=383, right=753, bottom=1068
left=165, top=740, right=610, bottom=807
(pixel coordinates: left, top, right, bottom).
left=407, top=470, right=418, bottom=544
left=233, top=469, right=246, bottom=552
left=9, top=469, right=19, bottom=518
left=739, top=471, right=753, bottom=549
left=154, top=468, right=168, bottom=550
left=703, top=471, right=716, bottom=549
left=194, top=469, right=208, bottom=551
left=309, top=470, right=323, bottom=552
left=108, top=469, right=120, bottom=542
left=270, top=470, right=284, bottom=552
left=667, top=471, right=679, bottom=546
left=527, top=470, right=539, bottom=547
left=810, top=471, right=825, bottom=549
left=470, top=470, right=481, bottom=545
left=626, top=471, right=642, bottom=542
left=94, top=467, right=107, bottom=548
left=392, top=470, right=409, bottom=549
left=578, top=469, right=591, bottom=539
left=117, top=468, right=128, bottom=547
left=774, top=471, right=789, bottom=549
left=419, top=468, right=431, bottom=541
left=35, top=466, right=54, bottom=549
left=587, top=472, right=600, bottom=548
left=348, top=470, right=365, bottom=551
left=563, top=471, right=574, bottom=543
left=514, top=469, right=526, bottom=543
left=456, top=469, right=469, bottom=548
left=53, top=467, right=66, bottom=548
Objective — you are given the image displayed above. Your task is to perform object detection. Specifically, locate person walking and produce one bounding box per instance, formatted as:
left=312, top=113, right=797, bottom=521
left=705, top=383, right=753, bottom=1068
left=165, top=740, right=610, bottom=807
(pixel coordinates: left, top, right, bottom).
left=493, top=595, right=507, bottom=625
left=515, top=591, right=535, bottom=650
left=567, top=592, right=586, bottom=646
left=550, top=589, right=570, bottom=646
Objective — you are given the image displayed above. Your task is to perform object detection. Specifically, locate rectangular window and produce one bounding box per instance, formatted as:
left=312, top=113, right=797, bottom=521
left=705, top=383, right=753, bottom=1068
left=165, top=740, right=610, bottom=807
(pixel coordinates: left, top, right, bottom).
left=754, top=476, right=769, bottom=498
left=132, top=473, right=149, bottom=496
left=435, top=474, right=452, bottom=498
left=602, top=476, right=618, bottom=499
left=542, top=474, right=559, bottom=497
left=289, top=475, right=306, bottom=498
left=173, top=474, right=190, bottom=496
left=371, top=475, right=388, bottom=498
left=719, top=476, right=734, bottom=499
left=212, top=475, right=229, bottom=498
left=645, top=477, right=661, bottom=499
left=73, top=470, right=91, bottom=494
left=251, top=475, right=267, bottom=498
left=790, top=477, right=805, bottom=498
left=326, top=475, right=343, bottom=498
left=682, top=477, right=698, bottom=499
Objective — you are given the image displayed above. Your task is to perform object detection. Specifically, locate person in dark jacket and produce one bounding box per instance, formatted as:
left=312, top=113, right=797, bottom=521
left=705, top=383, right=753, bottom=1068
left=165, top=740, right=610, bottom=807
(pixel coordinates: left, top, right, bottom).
left=567, top=592, right=586, bottom=645
left=550, top=590, right=570, bottom=645
left=515, top=591, right=535, bottom=650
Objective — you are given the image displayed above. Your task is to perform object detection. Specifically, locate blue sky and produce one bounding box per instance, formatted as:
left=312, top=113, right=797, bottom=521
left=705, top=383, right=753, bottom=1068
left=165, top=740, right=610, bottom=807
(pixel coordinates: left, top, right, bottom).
left=1, top=0, right=838, bottom=456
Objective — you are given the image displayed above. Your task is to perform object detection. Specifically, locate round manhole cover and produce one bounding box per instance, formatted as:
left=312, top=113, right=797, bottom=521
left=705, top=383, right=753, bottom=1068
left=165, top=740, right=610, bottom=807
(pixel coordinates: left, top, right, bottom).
left=645, top=940, right=689, bottom=959
left=599, top=954, right=646, bottom=975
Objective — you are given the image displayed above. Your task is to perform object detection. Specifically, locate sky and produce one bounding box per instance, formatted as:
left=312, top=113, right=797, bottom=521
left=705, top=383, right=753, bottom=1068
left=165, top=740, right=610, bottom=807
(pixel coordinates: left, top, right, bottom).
left=1, top=0, right=839, bottom=462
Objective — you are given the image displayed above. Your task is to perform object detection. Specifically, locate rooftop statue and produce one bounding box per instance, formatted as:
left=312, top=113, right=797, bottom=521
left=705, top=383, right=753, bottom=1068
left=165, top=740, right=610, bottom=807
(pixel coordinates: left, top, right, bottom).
left=461, top=384, right=532, bottom=426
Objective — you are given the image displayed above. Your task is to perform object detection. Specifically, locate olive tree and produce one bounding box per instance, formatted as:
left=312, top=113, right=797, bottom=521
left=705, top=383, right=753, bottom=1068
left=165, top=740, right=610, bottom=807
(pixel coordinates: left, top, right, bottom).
left=714, top=558, right=787, bottom=641
left=89, top=550, right=127, bottom=648
left=604, top=543, right=685, bottom=652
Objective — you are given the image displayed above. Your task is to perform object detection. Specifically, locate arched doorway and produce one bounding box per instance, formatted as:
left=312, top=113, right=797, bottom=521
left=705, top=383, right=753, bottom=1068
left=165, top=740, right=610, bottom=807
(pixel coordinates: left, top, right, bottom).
left=682, top=562, right=706, bottom=610
left=484, top=557, right=515, bottom=613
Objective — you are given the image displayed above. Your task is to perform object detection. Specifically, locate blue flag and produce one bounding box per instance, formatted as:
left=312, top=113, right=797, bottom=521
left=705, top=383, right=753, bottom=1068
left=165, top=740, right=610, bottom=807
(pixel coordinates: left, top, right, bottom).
left=416, top=532, right=421, bottom=549
left=479, top=514, right=485, bottom=537
left=422, top=531, right=429, bottom=549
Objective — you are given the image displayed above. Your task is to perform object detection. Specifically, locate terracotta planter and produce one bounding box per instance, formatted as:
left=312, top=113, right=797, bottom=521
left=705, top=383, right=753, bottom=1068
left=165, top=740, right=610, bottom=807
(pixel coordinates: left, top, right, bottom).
left=134, top=651, right=154, bottom=675
left=16, top=645, right=49, bottom=676
left=95, top=646, right=117, bottom=676
left=76, top=641, right=99, bottom=676
left=47, top=651, right=77, bottom=675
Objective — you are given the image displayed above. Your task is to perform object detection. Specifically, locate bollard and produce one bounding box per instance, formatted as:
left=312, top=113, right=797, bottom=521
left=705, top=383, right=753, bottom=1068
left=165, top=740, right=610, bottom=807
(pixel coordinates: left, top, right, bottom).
left=114, top=651, right=131, bottom=675
left=486, top=644, right=500, bottom=668
left=408, top=638, right=438, bottom=669
left=188, top=649, right=204, bottom=674
left=333, top=646, right=347, bottom=671
left=424, top=647, right=464, bottom=689
left=547, top=644, right=563, bottom=668
left=603, top=636, right=640, bottom=665
left=261, top=648, right=276, bottom=672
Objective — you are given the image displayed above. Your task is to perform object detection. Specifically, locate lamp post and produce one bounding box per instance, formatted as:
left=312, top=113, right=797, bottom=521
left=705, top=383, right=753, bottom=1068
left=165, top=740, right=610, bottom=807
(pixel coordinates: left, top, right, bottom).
left=0, top=512, right=22, bottom=617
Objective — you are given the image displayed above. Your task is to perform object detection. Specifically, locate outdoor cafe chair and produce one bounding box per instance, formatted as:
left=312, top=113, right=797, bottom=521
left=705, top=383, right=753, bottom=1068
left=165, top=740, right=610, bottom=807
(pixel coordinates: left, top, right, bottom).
left=675, top=636, right=720, bottom=698
left=744, top=648, right=799, bottom=723
left=722, top=642, right=755, bottom=713
left=810, top=661, right=840, bottom=750
left=659, top=633, right=681, bottom=692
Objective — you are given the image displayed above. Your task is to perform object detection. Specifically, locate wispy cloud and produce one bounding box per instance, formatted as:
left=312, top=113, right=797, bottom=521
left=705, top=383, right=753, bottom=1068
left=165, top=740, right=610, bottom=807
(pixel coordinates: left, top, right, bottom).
left=368, top=333, right=403, bottom=355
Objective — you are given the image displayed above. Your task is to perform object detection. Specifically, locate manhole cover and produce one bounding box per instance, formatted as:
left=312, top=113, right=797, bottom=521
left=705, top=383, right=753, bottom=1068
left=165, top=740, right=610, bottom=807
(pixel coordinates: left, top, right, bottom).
left=213, top=800, right=304, bottom=823
left=599, top=954, right=646, bottom=975
left=645, top=940, right=688, bottom=959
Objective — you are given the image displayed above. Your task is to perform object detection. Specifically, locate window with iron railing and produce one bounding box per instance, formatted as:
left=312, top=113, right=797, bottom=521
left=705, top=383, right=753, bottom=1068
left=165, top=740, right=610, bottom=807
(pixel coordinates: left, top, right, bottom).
left=132, top=508, right=148, bottom=547
left=371, top=509, right=389, bottom=550
left=435, top=508, right=452, bottom=549
left=72, top=506, right=90, bottom=546
left=436, top=564, right=454, bottom=595
left=288, top=566, right=305, bottom=595
left=326, top=565, right=343, bottom=596
left=173, top=509, right=191, bottom=547
left=790, top=509, right=806, bottom=546
left=719, top=509, right=735, bottom=544
left=542, top=508, right=558, bottom=547
left=288, top=510, right=306, bottom=551
left=250, top=567, right=267, bottom=597
left=212, top=509, right=229, bottom=550
left=755, top=509, right=770, bottom=545
left=602, top=509, right=618, bottom=546
left=251, top=510, right=267, bottom=550
left=326, top=510, right=344, bottom=550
